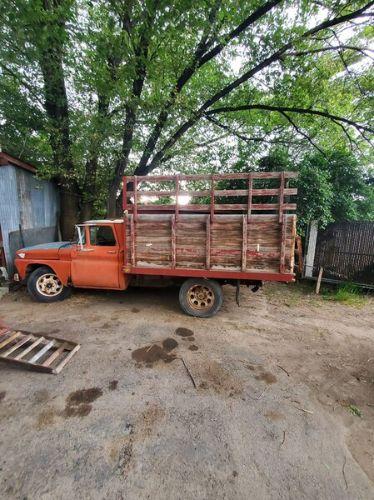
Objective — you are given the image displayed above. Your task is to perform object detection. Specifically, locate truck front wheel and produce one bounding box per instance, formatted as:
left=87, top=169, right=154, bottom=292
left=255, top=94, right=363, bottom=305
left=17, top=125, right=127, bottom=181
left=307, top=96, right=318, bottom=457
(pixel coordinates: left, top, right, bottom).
left=179, top=278, right=223, bottom=318
left=27, top=266, right=72, bottom=303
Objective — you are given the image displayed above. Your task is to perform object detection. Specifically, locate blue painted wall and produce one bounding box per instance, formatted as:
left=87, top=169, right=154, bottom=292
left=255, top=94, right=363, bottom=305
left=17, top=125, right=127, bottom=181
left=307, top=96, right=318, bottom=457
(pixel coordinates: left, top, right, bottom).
left=0, top=164, right=59, bottom=269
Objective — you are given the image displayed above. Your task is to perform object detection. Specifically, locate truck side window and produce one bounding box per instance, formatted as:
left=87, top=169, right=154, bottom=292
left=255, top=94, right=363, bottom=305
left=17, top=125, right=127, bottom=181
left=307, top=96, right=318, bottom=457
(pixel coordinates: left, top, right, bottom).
left=89, top=226, right=116, bottom=247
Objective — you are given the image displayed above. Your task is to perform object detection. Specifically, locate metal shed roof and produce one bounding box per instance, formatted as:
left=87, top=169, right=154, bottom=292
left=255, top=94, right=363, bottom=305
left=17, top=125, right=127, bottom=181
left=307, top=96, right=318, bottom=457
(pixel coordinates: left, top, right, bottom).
left=0, top=151, right=36, bottom=174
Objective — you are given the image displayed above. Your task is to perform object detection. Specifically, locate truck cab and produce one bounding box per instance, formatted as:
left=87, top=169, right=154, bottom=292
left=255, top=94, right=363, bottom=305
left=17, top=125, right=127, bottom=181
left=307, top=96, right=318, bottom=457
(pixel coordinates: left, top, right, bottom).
left=14, top=220, right=129, bottom=302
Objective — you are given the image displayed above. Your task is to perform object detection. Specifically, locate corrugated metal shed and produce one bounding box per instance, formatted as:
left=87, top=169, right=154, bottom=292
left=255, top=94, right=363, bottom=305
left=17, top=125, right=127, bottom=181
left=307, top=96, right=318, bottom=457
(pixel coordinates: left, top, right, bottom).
left=0, top=152, right=59, bottom=272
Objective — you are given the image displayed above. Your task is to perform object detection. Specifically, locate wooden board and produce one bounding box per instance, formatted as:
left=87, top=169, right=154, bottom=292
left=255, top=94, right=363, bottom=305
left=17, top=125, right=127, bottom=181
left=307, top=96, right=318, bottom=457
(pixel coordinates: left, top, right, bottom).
left=125, top=213, right=296, bottom=274
left=0, top=328, right=80, bottom=374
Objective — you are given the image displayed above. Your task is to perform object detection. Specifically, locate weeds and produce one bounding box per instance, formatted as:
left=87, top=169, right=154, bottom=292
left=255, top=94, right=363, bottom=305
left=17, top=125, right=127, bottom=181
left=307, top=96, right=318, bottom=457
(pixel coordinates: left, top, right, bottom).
left=323, top=283, right=367, bottom=307
left=348, top=405, right=362, bottom=418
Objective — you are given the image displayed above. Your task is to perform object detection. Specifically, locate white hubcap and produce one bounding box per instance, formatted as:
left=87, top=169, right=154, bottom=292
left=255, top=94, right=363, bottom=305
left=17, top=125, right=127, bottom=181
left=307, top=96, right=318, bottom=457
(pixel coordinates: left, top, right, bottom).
left=36, top=273, right=63, bottom=297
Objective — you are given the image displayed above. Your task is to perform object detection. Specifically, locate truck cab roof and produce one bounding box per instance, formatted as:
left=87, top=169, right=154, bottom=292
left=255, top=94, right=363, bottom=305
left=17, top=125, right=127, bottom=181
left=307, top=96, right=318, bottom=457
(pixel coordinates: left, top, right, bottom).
left=82, top=219, right=124, bottom=225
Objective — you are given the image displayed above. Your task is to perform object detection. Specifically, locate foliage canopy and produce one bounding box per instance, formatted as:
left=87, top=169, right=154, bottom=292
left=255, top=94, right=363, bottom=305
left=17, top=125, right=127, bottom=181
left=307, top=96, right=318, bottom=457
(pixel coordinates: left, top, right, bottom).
left=0, top=0, right=373, bottom=235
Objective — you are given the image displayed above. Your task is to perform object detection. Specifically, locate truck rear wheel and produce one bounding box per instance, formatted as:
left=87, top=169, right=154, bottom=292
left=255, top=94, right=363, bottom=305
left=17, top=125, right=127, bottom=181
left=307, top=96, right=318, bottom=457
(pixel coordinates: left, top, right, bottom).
left=27, top=266, right=72, bottom=303
left=179, top=278, right=223, bottom=318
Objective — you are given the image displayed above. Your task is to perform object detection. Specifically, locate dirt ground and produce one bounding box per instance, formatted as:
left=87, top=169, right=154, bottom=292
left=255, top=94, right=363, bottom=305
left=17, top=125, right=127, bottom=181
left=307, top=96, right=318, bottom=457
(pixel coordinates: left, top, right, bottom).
left=0, top=281, right=373, bottom=499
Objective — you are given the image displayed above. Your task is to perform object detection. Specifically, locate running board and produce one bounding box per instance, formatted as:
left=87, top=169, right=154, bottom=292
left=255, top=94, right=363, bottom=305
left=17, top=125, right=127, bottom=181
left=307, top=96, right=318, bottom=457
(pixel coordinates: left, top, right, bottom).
left=0, top=327, right=80, bottom=374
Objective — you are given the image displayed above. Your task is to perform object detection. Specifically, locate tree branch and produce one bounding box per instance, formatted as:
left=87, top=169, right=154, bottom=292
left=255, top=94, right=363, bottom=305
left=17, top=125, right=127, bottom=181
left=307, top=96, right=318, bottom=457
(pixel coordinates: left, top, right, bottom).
left=143, top=1, right=374, bottom=172
left=286, top=45, right=374, bottom=58
left=206, top=104, right=374, bottom=134
left=205, top=115, right=297, bottom=146
left=0, top=63, right=44, bottom=107
left=134, top=0, right=283, bottom=174
left=196, top=0, right=283, bottom=68
left=279, top=111, right=325, bottom=155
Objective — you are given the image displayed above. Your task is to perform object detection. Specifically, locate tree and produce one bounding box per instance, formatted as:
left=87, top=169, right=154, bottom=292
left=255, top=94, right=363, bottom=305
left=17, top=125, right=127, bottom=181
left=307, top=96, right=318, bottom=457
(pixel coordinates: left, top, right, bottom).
left=259, top=148, right=374, bottom=233
left=0, top=0, right=373, bottom=234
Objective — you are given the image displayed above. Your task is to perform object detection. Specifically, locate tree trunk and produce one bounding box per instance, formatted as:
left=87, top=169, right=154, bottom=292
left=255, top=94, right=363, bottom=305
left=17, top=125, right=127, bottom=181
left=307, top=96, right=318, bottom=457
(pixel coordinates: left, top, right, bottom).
left=59, top=186, right=80, bottom=240
left=36, top=0, right=79, bottom=239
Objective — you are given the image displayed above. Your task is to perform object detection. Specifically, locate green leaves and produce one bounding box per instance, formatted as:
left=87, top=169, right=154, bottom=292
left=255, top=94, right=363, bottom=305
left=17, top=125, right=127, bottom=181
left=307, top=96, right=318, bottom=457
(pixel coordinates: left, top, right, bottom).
left=0, top=0, right=372, bottom=219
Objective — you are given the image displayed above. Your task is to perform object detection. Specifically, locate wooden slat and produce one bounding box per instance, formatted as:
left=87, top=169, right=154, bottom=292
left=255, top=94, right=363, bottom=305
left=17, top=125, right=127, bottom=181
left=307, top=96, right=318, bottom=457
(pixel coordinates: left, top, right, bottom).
left=125, top=172, right=298, bottom=182
left=14, top=337, right=44, bottom=360
left=242, top=215, right=247, bottom=271
left=29, top=340, right=55, bottom=364
left=54, top=345, right=81, bottom=374
left=42, top=342, right=68, bottom=367
left=206, top=215, right=211, bottom=270
left=131, top=203, right=297, bottom=212
left=0, top=356, right=54, bottom=373
left=0, top=331, right=21, bottom=350
left=171, top=215, right=176, bottom=268
left=2, top=334, right=33, bottom=357
left=126, top=187, right=297, bottom=198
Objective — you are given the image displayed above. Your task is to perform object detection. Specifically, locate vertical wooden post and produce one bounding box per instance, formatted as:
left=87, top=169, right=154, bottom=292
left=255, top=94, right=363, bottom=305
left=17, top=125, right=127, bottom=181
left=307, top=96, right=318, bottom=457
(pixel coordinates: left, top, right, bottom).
left=122, top=176, right=128, bottom=212
left=279, top=171, right=285, bottom=223
left=130, top=215, right=136, bottom=266
left=247, top=173, right=253, bottom=220
left=133, top=176, right=138, bottom=223
left=175, top=175, right=180, bottom=222
left=296, top=235, right=304, bottom=276
left=289, top=214, right=297, bottom=273
left=171, top=214, right=176, bottom=268
left=122, top=176, right=127, bottom=268
left=315, top=267, right=323, bottom=294
left=242, top=214, right=247, bottom=271
left=210, top=175, right=215, bottom=223
left=206, top=214, right=211, bottom=270
left=280, top=213, right=286, bottom=273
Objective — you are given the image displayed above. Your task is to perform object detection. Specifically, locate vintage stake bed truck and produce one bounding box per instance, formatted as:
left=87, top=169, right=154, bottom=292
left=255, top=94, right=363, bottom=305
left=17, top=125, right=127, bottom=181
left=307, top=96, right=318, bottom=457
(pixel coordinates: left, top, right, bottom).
left=14, top=172, right=298, bottom=317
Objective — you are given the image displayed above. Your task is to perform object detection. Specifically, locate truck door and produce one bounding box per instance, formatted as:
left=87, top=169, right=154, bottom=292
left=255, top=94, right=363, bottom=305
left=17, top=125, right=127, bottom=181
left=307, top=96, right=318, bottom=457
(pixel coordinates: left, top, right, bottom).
left=71, top=224, right=120, bottom=289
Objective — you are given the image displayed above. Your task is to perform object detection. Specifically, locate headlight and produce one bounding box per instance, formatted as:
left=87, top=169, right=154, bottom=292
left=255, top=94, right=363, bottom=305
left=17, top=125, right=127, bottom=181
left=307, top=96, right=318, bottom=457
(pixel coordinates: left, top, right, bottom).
left=17, top=253, right=26, bottom=259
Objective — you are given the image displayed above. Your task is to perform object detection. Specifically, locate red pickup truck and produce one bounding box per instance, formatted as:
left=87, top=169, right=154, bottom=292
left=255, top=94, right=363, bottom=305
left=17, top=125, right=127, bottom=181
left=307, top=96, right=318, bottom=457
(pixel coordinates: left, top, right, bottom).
left=14, top=172, right=298, bottom=317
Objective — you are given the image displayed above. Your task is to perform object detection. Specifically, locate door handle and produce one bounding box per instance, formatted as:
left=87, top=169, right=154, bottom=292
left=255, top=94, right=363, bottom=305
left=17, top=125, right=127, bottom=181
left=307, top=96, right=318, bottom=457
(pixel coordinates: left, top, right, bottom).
left=78, top=248, right=94, bottom=252
left=107, top=250, right=117, bottom=254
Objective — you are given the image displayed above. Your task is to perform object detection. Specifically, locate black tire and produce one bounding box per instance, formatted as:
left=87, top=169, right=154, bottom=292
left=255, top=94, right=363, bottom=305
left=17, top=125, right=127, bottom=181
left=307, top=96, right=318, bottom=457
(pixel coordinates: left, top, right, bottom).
left=179, top=278, right=223, bottom=318
left=27, top=266, right=72, bottom=303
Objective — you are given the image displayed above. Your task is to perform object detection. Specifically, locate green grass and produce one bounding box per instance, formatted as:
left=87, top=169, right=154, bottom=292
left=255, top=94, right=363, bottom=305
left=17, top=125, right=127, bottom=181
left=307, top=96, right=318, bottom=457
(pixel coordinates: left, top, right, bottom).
left=323, top=282, right=367, bottom=307
left=348, top=404, right=362, bottom=418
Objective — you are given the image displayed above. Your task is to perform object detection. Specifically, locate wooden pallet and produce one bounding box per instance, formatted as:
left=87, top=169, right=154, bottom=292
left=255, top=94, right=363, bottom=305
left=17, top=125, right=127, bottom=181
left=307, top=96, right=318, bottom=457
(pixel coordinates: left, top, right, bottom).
left=0, top=327, right=80, bottom=374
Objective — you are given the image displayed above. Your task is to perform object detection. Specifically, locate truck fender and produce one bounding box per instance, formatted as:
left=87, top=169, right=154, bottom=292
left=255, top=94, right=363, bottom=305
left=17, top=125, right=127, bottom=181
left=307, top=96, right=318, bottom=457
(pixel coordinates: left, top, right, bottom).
left=25, top=261, right=71, bottom=286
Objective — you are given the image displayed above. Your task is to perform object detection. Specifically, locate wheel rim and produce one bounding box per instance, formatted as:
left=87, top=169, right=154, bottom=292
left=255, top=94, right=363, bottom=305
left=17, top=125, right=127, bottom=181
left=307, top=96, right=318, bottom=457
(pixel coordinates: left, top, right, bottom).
left=187, top=284, right=214, bottom=311
left=36, top=273, right=63, bottom=297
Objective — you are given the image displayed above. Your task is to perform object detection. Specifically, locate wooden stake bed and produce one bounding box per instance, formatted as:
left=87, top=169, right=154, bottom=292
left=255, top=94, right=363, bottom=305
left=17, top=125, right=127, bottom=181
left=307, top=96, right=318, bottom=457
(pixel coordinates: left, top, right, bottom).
left=122, top=172, right=298, bottom=281
left=0, top=327, right=80, bottom=374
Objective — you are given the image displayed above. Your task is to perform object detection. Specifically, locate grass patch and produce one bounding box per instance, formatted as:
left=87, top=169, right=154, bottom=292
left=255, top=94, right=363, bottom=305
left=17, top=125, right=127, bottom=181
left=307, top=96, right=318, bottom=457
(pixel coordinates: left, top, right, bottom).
left=323, top=283, right=367, bottom=307
left=263, top=281, right=317, bottom=307
left=348, top=404, right=362, bottom=418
